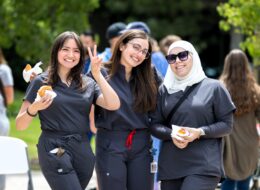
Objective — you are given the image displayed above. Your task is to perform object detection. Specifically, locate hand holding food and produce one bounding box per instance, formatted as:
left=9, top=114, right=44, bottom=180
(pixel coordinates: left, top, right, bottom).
left=23, top=61, right=43, bottom=82
left=35, top=85, right=57, bottom=101
left=177, top=128, right=190, bottom=137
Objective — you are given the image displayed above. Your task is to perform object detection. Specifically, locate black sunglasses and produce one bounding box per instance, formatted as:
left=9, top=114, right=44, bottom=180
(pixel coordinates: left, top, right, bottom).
left=165, top=51, right=189, bottom=64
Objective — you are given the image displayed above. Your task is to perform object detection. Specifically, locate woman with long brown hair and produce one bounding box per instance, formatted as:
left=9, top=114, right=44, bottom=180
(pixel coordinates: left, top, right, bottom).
left=16, top=31, right=120, bottom=190
left=219, top=49, right=260, bottom=190
left=94, top=29, right=161, bottom=190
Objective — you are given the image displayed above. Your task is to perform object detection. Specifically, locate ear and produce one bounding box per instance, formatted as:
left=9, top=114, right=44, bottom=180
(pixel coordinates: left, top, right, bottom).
left=119, top=43, right=125, bottom=51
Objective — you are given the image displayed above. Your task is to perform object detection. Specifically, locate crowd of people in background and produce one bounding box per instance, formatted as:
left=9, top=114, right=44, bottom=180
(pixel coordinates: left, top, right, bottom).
left=0, top=48, right=14, bottom=190
left=0, top=19, right=258, bottom=190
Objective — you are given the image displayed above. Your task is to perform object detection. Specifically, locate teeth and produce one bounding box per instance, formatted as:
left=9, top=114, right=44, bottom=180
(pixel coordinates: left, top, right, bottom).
left=131, top=56, right=139, bottom=62
left=65, top=59, right=73, bottom=62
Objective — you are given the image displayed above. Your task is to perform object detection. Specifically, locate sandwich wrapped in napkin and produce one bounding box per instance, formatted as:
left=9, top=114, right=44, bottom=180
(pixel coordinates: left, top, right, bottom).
left=171, top=124, right=190, bottom=138
left=35, top=85, right=57, bottom=101
left=23, top=61, right=43, bottom=83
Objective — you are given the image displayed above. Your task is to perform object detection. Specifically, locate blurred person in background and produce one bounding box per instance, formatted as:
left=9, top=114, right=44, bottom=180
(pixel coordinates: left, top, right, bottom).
left=0, top=48, right=14, bottom=105
left=80, top=30, right=98, bottom=74
left=100, top=22, right=126, bottom=62
left=0, top=48, right=14, bottom=190
left=219, top=49, right=260, bottom=190
left=80, top=30, right=99, bottom=140
left=159, top=34, right=182, bottom=56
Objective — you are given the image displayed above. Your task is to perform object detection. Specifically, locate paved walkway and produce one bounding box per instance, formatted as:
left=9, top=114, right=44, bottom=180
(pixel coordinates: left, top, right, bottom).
left=5, top=170, right=97, bottom=190
left=5, top=171, right=258, bottom=190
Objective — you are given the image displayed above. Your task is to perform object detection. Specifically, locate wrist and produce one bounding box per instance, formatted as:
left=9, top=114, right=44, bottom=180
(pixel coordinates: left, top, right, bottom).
left=26, top=106, right=38, bottom=117
left=93, top=73, right=102, bottom=83
left=198, top=128, right=205, bottom=138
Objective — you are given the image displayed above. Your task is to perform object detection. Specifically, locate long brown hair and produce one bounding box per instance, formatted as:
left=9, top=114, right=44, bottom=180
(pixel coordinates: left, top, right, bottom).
left=0, top=48, right=7, bottom=64
left=219, top=49, right=260, bottom=116
left=0, top=79, right=7, bottom=107
left=108, top=29, right=158, bottom=113
left=47, top=31, right=85, bottom=89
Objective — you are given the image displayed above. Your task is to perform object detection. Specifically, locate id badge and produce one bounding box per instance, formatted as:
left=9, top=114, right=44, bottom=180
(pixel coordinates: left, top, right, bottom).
left=150, top=161, right=158, bottom=173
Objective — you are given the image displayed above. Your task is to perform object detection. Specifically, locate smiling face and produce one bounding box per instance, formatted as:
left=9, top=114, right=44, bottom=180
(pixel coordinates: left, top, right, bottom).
left=119, top=38, right=149, bottom=69
left=57, top=38, right=81, bottom=72
left=169, top=47, right=193, bottom=78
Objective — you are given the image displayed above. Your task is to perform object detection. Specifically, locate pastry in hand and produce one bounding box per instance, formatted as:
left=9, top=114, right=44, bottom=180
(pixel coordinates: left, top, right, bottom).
left=171, top=125, right=190, bottom=138
left=38, top=85, right=53, bottom=97
left=23, top=61, right=43, bottom=83
left=177, top=128, right=190, bottom=137
left=35, top=85, right=57, bottom=101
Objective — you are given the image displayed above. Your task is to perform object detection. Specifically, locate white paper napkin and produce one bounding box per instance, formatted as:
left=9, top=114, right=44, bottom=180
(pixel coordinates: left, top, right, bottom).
left=23, top=61, right=43, bottom=83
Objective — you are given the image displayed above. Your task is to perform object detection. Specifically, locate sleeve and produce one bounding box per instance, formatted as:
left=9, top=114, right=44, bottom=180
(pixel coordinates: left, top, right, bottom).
left=200, top=83, right=236, bottom=138
left=86, top=68, right=108, bottom=104
left=24, top=75, right=44, bottom=103
left=93, top=81, right=102, bottom=103
left=149, top=87, right=172, bottom=140
left=0, top=64, right=14, bottom=86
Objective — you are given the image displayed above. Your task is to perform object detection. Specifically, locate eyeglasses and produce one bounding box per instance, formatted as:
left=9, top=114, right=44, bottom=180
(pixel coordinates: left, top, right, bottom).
left=165, top=51, right=190, bottom=64
left=128, top=42, right=150, bottom=59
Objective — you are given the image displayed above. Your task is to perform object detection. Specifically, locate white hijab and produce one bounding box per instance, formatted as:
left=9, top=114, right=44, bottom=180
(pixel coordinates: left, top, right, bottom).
left=163, top=40, right=207, bottom=94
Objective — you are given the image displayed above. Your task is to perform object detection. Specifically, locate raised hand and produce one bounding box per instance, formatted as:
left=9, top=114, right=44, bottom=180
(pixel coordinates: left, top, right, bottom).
left=88, top=45, right=102, bottom=81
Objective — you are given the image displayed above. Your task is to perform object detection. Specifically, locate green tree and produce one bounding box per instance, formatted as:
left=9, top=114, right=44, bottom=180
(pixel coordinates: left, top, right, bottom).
left=217, top=0, right=260, bottom=65
left=0, top=0, right=99, bottom=63
left=103, top=0, right=221, bottom=53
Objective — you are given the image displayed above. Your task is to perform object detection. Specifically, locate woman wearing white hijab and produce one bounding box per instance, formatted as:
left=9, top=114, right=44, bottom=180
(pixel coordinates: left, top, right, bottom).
left=150, top=40, right=236, bottom=190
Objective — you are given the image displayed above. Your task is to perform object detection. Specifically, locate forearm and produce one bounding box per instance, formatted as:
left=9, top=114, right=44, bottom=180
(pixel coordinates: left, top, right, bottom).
left=5, top=86, right=14, bottom=105
left=150, top=124, right=172, bottom=140
left=200, top=113, right=233, bottom=138
left=16, top=103, right=38, bottom=130
left=94, top=73, right=120, bottom=110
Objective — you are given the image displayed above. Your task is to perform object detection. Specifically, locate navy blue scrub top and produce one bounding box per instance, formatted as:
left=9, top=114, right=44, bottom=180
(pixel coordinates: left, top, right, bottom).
left=24, top=72, right=101, bottom=134
left=95, top=65, right=162, bottom=131
left=150, top=78, right=236, bottom=180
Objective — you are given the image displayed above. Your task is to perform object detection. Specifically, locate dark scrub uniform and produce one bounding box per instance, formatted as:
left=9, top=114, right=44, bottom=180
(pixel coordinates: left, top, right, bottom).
left=24, top=73, right=101, bottom=190
left=94, top=65, right=160, bottom=190
left=150, top=78, right=236, bottom=190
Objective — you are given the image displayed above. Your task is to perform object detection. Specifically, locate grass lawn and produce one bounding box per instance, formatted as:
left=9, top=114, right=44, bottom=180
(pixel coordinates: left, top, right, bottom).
left=9, top=116, right=41, bottom=160
left=8, top=90, right=41, bottom=164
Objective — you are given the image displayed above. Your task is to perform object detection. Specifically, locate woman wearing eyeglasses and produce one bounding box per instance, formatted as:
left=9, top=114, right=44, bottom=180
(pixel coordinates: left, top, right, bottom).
left=94, top=29, right=161, bottom=190
left=150, top=40, right=236, bottom=190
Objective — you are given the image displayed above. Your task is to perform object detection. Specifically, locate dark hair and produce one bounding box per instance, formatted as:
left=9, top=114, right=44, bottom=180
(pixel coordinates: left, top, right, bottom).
left=81, top=30, right=95, bottom=38
left=219, top=49, right=260, bottom=116
left=108, top=29, right=158, bottom=113
left=47, top=31, right=85, bottom=89
left=0, top=79, right=7, bottom=107
left=0, top=48, right=7, bottom=64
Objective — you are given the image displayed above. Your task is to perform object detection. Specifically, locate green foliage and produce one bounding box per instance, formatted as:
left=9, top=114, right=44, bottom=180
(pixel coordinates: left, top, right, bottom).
left=9, top=116, right=41, bottom=160
left=217, top=0, right=260, bottom=64
left=7, top=90, right=24, bottom=117
left=104, top=0, right=211, bottom=52
left=0, top=0, right=99, bottom=63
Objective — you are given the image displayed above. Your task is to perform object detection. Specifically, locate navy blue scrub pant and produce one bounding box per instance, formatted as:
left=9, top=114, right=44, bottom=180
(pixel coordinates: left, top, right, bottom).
left=37, top=131, right=95, bottom=190
left=161, top=174, right=220, bottom=190
left=95, top=128, right=154, bottom=190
